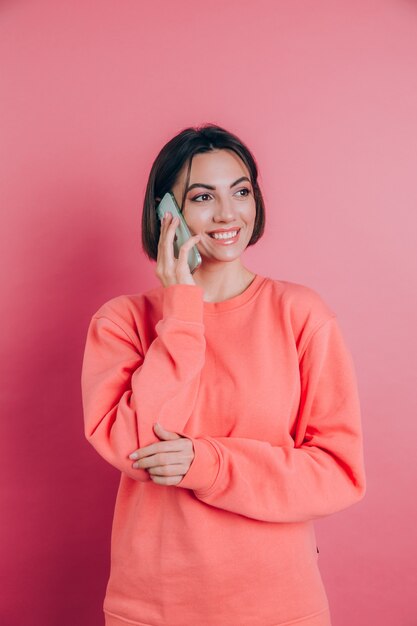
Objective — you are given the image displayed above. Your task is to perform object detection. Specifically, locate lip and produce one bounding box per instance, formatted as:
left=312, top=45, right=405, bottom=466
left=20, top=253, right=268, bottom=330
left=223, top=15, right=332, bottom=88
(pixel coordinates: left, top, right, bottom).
left=207, top=227, right=241, bottom=234
left=207, top=228, right=241, bottom=245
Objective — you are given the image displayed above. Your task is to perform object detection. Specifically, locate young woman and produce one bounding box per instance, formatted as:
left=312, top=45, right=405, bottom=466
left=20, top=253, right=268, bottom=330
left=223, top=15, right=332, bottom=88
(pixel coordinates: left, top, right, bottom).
left=81, top=123, right=366, bottom=626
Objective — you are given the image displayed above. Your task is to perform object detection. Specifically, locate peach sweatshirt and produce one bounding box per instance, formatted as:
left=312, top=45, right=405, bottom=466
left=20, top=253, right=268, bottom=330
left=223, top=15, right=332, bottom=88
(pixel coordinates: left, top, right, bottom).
left=81, top=274, right=366, bottom=626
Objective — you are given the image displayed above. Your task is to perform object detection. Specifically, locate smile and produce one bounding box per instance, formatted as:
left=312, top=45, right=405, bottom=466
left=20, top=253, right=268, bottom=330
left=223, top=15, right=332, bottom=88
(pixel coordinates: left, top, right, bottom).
left=208, top=229, right=241, bottom=243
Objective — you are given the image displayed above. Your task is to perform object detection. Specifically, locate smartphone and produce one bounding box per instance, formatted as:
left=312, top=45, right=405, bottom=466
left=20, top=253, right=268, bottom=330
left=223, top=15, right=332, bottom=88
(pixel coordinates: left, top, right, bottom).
left=156, top=191, right=202, bottom=274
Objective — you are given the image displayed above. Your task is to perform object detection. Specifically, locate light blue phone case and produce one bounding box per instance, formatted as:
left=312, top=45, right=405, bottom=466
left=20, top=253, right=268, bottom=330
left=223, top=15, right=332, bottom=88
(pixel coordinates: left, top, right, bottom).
left=156, top=192, right=202, bottom=274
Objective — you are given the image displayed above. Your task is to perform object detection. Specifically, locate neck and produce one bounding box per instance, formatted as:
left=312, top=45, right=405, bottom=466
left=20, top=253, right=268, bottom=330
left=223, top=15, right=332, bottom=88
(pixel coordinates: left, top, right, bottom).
left=191, top=262, right=256, bottom=303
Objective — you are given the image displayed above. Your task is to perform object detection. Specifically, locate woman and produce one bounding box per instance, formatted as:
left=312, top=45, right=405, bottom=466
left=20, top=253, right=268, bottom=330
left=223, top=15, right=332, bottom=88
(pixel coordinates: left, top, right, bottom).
left=81, top=123, right=366, bottom=626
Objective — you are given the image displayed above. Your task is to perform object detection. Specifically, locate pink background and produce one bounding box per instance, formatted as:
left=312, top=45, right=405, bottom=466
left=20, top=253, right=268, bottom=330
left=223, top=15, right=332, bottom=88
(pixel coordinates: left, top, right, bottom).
left=1, top=1, right=416, bottom=625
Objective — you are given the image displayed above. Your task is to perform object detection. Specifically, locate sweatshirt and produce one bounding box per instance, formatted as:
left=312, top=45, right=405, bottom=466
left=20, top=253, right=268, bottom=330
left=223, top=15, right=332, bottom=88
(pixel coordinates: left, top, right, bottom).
left=80, top=273, right=366, bottom=626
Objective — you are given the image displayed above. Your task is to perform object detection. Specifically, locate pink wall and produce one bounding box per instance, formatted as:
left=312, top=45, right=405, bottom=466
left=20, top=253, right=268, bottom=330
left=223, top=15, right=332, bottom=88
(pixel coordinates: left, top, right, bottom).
left=1, top=1, right=416, bottom=624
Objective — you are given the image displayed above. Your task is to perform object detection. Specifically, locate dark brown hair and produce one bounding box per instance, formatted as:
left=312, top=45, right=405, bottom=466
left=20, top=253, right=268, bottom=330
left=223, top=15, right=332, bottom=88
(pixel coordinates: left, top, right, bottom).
left=141, top=123, right=266, bottom=261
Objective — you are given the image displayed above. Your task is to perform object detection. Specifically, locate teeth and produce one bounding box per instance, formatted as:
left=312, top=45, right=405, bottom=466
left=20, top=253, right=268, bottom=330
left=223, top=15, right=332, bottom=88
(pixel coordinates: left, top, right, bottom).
left=210, top=230, right=238, bottom=240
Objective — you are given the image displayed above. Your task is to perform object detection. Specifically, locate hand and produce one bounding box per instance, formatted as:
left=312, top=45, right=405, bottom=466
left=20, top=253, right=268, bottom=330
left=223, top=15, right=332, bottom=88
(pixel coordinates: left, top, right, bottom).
left=156, top=212, right=201, bottom=287
left=129, top=423, right=195, bottom=486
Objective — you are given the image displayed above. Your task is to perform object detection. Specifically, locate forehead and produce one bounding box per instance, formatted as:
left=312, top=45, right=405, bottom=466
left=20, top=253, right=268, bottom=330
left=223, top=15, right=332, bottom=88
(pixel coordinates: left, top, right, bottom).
left=180, top=149, right=250, bottom=185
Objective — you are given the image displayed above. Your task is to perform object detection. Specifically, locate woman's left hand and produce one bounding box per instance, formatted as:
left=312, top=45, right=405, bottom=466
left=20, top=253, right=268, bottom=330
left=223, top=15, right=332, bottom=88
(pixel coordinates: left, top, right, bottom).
left=129, top=423, right=194, bottom=486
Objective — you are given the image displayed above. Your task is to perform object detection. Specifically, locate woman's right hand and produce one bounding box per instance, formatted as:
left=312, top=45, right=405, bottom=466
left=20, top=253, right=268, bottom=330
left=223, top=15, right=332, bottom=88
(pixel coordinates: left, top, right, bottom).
left=155, top=212, right=202, bottom=287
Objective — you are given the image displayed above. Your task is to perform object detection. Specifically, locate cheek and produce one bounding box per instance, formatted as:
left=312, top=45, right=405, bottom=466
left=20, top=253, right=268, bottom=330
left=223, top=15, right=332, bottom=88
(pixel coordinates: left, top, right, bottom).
left=183, top=207, right=209, bottom=232
left=243, top=202, right=257, bottom=225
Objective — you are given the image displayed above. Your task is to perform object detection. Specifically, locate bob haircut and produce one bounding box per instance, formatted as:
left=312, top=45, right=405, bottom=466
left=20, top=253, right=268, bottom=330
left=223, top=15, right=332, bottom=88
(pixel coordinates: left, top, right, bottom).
left=141, top=123, right=266, bottom=262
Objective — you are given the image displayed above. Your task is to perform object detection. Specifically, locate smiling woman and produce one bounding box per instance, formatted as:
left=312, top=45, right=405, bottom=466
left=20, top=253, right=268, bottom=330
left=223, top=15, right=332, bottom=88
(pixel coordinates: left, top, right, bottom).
left=81, top=123, right=366, bottom=626
left=170, top=149, right=258, bottom=295
left=141, top=124, right=266, bottom=302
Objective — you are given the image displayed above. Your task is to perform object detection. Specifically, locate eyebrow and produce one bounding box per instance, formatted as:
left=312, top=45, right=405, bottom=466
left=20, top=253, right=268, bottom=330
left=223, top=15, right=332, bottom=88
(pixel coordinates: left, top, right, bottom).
left=186, top=176, right=251, bottom=193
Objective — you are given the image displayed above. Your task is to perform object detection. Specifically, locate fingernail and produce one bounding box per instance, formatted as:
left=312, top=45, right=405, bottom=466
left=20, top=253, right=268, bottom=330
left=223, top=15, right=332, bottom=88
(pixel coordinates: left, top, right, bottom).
left=129, top=452, right=138, bottom=459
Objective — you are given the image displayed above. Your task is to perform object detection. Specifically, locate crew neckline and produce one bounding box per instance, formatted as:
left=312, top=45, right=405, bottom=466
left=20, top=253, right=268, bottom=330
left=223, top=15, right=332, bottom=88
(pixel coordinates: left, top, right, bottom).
left=202, top=273, right=267, bottom=314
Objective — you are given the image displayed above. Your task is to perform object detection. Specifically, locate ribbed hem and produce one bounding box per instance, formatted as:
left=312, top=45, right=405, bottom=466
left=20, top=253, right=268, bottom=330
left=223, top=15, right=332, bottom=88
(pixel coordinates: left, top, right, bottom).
left=202, top=274, right=266, bottom=314
left=104, top=606, right=331, bottom=625
left=104, top=610, right=152, bottom=625
left=174, top=436, right=220, bottom=492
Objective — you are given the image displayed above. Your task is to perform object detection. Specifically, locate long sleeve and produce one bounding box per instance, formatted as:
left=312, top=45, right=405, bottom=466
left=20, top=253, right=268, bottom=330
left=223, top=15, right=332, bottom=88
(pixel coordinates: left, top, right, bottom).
left=80, top=284, right=206, bottom=482
left=175, top=315, right=367, bottom=523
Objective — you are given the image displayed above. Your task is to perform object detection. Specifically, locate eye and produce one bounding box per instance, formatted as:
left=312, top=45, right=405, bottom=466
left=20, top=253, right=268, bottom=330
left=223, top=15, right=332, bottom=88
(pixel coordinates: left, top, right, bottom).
left=191, top=193, right=212, bottom=202
left=191, top=188, right=251, bottom=202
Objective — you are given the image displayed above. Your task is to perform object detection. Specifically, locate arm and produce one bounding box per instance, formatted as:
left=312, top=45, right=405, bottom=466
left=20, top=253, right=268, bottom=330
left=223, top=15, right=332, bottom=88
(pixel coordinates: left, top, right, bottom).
left=80, top=284, right=206, bottom=481
left=175, top=316, right=367, bottom=523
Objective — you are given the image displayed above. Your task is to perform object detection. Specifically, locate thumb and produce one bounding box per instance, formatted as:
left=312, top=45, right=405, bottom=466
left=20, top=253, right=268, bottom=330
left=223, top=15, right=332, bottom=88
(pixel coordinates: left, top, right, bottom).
left=153, top=422, right=181, bottom=440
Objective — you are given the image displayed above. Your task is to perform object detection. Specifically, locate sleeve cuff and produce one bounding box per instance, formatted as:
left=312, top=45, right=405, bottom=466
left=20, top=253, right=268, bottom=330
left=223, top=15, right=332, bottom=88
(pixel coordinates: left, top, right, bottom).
left=175, top=436, right=220, bottom=492
left=163, top=284, right=204, bottom=323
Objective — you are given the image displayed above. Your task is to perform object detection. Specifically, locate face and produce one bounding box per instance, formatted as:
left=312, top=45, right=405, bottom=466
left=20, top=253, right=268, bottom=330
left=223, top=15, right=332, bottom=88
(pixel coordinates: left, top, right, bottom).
left=171, top=149, right=256, bottom=266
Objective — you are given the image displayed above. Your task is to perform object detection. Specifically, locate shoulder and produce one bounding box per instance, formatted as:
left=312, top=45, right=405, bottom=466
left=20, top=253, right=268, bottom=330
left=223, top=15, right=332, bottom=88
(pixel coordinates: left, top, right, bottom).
left=262, top=276, right=336, bottom=317
left=88, top=284, right=164, bottom=343
left=262, top=276, right=338, bottom=351
left=265, top=277, right=336, bottom=318
left=92, top=284, right=162, bottom=318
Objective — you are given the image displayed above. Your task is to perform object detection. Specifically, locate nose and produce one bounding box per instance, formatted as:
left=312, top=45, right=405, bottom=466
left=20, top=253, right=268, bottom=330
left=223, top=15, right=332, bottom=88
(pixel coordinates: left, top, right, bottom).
left=212, top=195, right=237, bottom=223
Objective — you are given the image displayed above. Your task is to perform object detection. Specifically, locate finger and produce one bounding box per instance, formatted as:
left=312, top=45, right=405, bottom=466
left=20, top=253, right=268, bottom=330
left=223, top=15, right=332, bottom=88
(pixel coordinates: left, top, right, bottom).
left=153, top=423, right=182, bottom=440
left=178, top=234, right=201, bottom=259
left=161, top=212, right=175, bottom=229
left=158, top=213, right=171, bottom=242
left=147, top=463, right=185, bottom=477
left=168, top=215, right=179, bottom=234
left=159, top=212, right=173, bottom=233
left=181, top=232, right=201, bottom=248
left=132, top=449, right=189, bottom=470
left=132, top=449, right=187, bottom=469
left=129, top=440, right=184, bottom=461
left=157, top=215, right=177, bottom=265
left=150, top=474, right=184, bottom=486
left=162, top=215, right=179, bottom=249
left=165, top=213, right=175, bottom=230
